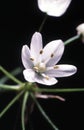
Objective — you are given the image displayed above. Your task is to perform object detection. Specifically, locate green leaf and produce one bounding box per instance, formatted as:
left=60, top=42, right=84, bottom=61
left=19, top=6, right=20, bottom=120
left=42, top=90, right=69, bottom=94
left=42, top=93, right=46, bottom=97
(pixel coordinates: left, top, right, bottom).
left=31, top=93, right=59, bottom=130
left=21, top=92, right=29, bottom=130
left=0, top=67, right=22, bottom=84
left=0, top=89, right=25, bottom=118
left=0, top=66, right=22, bottom=84
left=33, top=87, right=84, bottom=93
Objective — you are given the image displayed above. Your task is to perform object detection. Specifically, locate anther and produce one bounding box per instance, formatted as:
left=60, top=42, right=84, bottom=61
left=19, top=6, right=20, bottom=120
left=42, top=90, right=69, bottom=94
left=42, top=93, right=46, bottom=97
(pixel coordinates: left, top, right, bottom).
left=51, top=53, right=54, bottom=58
left=40, top=50, right=43, bottom=54
left=30, top=57, right=34, bottom=61
left=54, top=65, right=59, bottom=69
left=42, top=74, right=49, bottom=80
left=45, top=76, right=49, bottom=80
left=33, top=66, right=39, bottom=72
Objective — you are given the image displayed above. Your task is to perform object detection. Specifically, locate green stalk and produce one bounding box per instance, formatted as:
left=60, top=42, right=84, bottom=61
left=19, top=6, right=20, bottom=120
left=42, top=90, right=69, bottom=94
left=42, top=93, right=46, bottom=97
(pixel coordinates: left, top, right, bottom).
left=0, top=67, right=22, bottom=84
left=38, top=14, right=48, bottom=32
left=0, top=66, right=22, bottom=85
left=31, top=93, right=59, bottom=130
left=64, top=35, right=80, bottom=45
left=21, top=91, right=29, bottom=130
left=33, top=87, right=84, bottom=93
left=0, top=84, right=21, bottom=91
left=0, top=90, right=25, bottom=118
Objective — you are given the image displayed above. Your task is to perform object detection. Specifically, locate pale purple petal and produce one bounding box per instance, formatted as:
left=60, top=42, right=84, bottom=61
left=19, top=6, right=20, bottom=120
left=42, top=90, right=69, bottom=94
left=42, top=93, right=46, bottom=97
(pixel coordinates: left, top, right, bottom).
left=42, top=40, right=64, bottom=66
left=35, top=94, right=65, bottom=101
left=37, top=0, right=72, bottom=17
left=23, top=69, right=36, bottom=82
left=45, top=64, right=77, bottom=77
left=21, top=45, right=33, bottom=69
left=30, top=32, right=43, bottom=63
left=35, top=74, right=58, bottom=85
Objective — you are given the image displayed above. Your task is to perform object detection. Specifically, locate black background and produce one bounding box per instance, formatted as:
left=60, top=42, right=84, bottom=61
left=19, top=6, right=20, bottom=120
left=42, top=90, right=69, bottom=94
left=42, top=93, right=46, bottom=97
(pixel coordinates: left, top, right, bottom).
left=0, top=0, right=84, bottom=130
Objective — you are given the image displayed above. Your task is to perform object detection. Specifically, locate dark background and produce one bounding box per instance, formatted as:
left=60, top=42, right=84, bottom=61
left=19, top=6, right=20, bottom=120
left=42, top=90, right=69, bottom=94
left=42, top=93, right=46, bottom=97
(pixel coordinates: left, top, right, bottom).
left=0, top=0, right=84, bottom=130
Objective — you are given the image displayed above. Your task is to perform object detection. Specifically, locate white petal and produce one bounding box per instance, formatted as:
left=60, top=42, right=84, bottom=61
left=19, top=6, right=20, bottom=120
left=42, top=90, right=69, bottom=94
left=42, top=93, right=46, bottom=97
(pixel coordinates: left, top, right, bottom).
left=45, top=64, right=77, bottom=77
left=42, top=40, right=64, bottom=66
left=76, top=23, right=84, bottom=36
left=35, top=74, right=58, bottom=85
left=21, top=45, right=33, bottom=69
left=30, top=32, right=43, bottom=63
left=23, top=69, right=36, bottom=82
left=37, top=0, right=72, bottom=17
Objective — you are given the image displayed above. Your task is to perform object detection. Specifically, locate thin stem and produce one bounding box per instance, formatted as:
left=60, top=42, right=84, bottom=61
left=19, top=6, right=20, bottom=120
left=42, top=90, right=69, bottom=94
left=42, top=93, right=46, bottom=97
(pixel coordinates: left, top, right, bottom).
left=38, top=14, right=48, bottom=32
left=0, top=66, right=22, bottom=85
left=21, top=92, right=29, bottom=130
left=0, top=84, right=21, bottom=91
left=0, top=67, right=22, bottom=84
left=64, top=35, right=80, bottom=45
left=0, top=90, right=25, bottom=118
left=31, top=93, right=59, bottom=130
left=33, top=87, right=84, bottom=93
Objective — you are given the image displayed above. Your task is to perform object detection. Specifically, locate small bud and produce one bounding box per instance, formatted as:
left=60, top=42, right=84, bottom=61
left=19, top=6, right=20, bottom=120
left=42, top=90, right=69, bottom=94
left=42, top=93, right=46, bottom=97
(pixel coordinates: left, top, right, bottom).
left=76, top=23, right=84, bottom=43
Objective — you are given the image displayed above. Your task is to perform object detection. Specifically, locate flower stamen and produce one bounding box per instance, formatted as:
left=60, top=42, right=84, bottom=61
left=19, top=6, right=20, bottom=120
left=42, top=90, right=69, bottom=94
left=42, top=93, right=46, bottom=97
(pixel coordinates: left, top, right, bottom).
left=54, top=65, right=59, bottom=69
left=33, top=62, right=46, bottom=73
left=33, top=66, right=39, bottom=72
left=40, top=50, right=43, bottom=54
left=51, top=53, right=54, bottom=58
left=42, top=73, right=49, bottom=80
left=30, top=57, right=34, bottom=61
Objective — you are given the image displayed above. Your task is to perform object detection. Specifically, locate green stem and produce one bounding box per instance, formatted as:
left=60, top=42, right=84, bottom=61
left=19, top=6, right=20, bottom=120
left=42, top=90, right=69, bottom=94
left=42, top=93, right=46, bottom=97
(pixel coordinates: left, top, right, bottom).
left=0, top=84, right=22, bottom=91
left=33, top=88, right=84, bottom=93
left=0, top=66, right=22, bottom=85
left=38, top=14, right=48, bottom=32
left=0, top=90, right=25, bottom=118
left=0, top=67, right=22, bottom=84
left=31, top=93, right=59, bottom=130
left=21, top=92, right=29, bottom=130
left=64, top=35, right=80, bottom=45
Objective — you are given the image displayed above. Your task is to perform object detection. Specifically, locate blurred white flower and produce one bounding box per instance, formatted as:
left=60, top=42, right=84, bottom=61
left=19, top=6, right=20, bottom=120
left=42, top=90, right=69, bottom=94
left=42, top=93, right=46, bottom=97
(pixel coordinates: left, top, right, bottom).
left=21, top=32, right=77, bottom=85
left=37, top=0, right=72, bottom=17
left=76, top=23, right=84, bottom=42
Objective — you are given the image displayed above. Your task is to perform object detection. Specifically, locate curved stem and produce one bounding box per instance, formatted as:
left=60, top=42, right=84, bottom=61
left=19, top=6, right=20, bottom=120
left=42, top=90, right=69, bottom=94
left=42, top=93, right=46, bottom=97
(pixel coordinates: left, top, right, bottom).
left=0, top=90, right=25, bottom=118
left=64, top=35, right=80, bottom=45
left=31, top=93, right=59, bottom=130
left=21, top=91, right=29, bottom=130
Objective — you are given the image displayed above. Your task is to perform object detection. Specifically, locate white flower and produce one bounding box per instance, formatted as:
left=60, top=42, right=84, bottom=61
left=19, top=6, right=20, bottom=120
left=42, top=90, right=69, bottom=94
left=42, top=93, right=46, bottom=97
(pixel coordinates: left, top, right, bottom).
left=76, top=23, right=84, bottom=42
left=21, top=32, right=77, bottom=86
left=37, top=0, right=72, bottom=17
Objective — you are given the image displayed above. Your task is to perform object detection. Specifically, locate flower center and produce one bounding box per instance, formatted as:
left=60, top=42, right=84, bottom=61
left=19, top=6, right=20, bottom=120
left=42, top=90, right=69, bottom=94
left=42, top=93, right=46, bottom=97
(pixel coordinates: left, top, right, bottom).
left=33, top=62, right=46, bottom=73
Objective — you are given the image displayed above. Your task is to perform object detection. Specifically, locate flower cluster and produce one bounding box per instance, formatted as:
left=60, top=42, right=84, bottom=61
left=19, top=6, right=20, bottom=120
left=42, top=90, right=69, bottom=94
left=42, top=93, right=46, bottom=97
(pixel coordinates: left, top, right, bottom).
left=1, top=1, right=84, bottom=130
left=20, top=0, right=79, bottom=86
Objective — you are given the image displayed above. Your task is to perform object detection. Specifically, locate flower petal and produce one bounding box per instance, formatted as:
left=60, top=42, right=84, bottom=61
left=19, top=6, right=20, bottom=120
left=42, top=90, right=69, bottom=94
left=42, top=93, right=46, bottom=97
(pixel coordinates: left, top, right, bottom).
left=30, top=32, right=43, bottom=63
left=37, top=0, right=72, bottom=17
left=23, top=69, right=36, bottom=82
left=45, top=64, right=77, bottom=77
left=35, top=74, right=58, bottom=85
left=21, top=45, right=33, bottom=69
left=42, top=40, right=64, bottom=66
left=76, top=23, right=84, bottom=36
